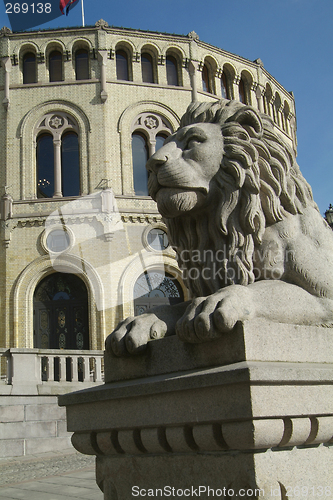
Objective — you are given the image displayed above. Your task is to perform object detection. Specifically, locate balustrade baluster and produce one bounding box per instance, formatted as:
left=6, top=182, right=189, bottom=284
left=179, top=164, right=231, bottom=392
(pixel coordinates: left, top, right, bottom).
left=83, top=357, right=90, bottom=382
left=59, top=356, right=66, bottom=382
left=48, top=356, right=55, bottom=382
left=95, top=357, right=103, bottom=382
left=72, top=356, right=79, bottom=382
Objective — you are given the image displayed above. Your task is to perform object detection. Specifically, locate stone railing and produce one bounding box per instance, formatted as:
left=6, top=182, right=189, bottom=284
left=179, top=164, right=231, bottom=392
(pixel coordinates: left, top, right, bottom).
left=0, top=348, right=104, bottom=395
left=0, top=348, right=9, bottom=385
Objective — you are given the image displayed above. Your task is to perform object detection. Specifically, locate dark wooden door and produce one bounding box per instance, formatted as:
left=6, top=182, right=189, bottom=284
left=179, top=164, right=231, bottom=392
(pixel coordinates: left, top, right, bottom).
left=33, top=273, right=89, bottom=350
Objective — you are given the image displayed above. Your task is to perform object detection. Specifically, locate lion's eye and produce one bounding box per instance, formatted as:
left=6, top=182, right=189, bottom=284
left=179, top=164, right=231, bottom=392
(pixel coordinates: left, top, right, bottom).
left=184, top=136, right=204, bottom=150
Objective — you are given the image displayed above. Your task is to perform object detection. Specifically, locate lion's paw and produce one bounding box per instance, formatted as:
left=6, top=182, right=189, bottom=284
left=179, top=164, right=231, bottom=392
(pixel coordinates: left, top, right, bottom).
left=175, top=285, right=254, bottom=343
left=105, top=314, right=167, bottom=356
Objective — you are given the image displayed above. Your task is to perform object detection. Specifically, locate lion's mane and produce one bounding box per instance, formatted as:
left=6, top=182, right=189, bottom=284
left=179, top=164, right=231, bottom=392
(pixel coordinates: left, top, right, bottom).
left=164, top=100, right=318, bottom=297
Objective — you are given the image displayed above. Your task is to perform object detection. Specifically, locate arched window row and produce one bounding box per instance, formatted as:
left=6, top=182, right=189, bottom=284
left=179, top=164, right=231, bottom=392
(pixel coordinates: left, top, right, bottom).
left=35, top=113, right=80, bottom=199
left=262, top=84, right=292, bottom=133
left=21, top=45, right=91, bottom=84
left=20, top=45, right=185, bottom=87
left=198, top=61, right=294, bottom=134
left=131, top=112, right=173, bottom=196
left=115, top=48, right=183, bottom=86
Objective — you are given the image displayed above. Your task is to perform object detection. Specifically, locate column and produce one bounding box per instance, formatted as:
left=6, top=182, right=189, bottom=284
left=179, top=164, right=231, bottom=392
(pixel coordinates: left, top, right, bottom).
left=53, top=138, right=62, bottom=197
left=1, top=56, right=11, bottom=110
left=148, top=139, right=156, bottom=158
left=256, top=86, right=265, bottom=113
left=233, top=75, right=241, bottom=102
left=98, top=50, right=108, bottom=103
left=188, top=60, right=199, bottom=102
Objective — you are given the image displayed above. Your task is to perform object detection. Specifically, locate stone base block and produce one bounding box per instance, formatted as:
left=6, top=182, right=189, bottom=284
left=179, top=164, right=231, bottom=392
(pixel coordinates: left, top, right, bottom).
left=0, top=395, right=72, bottom=458
left=95, top=446, right=332, bottom=499
left=0, top=439, right=24, bottom=459
left=59, top=320, right=333, bottom=499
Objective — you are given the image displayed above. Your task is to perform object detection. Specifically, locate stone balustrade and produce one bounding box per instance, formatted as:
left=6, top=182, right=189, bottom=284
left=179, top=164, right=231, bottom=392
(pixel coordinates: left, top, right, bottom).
left=0, top=348, right=104, bottom=395
left=0, top=348, right=9, bottom=385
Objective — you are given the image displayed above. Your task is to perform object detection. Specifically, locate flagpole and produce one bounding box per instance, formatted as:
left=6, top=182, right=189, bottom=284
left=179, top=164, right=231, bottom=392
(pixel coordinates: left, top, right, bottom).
left=81, top=0, right=85, bottom=27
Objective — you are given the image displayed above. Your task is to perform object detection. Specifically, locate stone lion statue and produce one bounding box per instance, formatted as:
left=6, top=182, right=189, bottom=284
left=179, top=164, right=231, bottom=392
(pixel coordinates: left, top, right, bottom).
left=107, top=100, right=333, bottom=356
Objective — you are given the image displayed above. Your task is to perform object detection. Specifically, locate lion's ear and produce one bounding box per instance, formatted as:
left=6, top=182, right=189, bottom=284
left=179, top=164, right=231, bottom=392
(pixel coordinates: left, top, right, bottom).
left=230, top=107, right=262, bottom=136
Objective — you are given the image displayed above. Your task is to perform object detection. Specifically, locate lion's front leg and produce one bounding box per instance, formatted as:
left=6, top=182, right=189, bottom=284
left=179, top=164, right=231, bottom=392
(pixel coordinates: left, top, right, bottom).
left=176, top=285, right=255, bottom=343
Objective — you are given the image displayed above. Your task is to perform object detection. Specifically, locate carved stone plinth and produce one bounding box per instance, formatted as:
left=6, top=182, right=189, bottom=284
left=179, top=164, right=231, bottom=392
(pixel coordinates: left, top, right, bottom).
left=59, top=320, right=333, bottom=499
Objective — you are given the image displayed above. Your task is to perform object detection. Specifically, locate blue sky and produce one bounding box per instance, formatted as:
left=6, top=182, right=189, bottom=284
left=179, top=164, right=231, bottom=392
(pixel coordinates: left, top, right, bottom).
left=1, top=0, right=332, bottom=215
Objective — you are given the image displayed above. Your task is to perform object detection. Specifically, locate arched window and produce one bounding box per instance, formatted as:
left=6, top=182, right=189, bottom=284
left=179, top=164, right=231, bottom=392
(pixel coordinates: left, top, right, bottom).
left=37, top=134, right=54, bottom=198
left=166, top=55, right=178, bottom=86
left=23, top=52, right=37, bottom=84
left=141, top=53, right=154, bottom=83
left=36, top=113, right=80, bottom=198
left=221, top=73, right=228, bottom=99
left=274, top=93, right=282, bottom=127
left=239, top=78, right=246, bottom=103
left=49, top=50, right=63, bottom=82
left=33, top=273, right=89, bottom=351
left=155, top=134, right=166, bottom=152
left=75, top=49, right=89, bottom=80
left=61, top=132, right=80, bottom=197
left=116, top=50, right=129, bottom=81
left=131, top=113, right=173, bottom=196
left=264, top=84, right=273, bottom=117
left=134, top=270, right=184, bottom=315
left=283, top=102, right=290, bottom=134
left=132, top=132, right=149, bottom=196
left=202, top=64, right=210, bottom=93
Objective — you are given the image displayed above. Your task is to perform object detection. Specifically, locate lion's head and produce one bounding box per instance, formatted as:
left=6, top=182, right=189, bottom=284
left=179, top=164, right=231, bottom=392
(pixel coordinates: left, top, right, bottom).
left=146, top=100, right=317, bottom=298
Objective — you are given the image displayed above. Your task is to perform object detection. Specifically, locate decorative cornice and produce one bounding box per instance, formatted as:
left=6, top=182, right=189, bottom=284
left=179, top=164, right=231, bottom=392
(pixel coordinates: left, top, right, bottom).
left=71, top=415, right=333, bottom=456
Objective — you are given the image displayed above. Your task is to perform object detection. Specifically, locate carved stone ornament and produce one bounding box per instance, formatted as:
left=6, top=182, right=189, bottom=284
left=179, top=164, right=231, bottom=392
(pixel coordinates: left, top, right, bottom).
left=95, top=19, right=109, bottom=29
left=49, top=115, right=64, bottom=129
left=254, top=57, right=264, bottom=67
left=107, top=99, right=333, bottom=356
left=144, top=116, right=158, bottom=129
left=0, top=26, right=12, bottom=36
left=187, top=30, right=199, bottom=40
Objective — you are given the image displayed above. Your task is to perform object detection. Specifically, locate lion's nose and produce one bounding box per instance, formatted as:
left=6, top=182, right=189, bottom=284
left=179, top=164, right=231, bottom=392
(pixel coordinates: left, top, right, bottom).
left=146, top=151, right=168, bottom=174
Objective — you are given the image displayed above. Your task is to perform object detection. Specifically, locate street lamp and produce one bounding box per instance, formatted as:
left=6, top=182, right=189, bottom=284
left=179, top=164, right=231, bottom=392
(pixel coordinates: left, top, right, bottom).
left=325, top=204, right=333, bottom=229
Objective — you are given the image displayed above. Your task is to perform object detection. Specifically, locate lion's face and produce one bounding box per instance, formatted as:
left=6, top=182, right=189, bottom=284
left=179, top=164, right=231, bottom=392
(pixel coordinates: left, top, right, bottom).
left=146, top=123, right=224, bottom=218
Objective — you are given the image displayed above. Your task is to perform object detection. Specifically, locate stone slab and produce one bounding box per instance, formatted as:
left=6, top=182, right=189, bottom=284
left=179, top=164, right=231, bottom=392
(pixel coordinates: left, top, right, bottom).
left=0, top=421, right=57, bottom=440
left=24, top=436, right=72, bottom=455
left=0, top=396, right=57, bottom=406
left=25, top=403, right=66, bottom=422
left=0, top=405, right=24, bottom=423
left=60, top=361, right=333, bottom=433
left=104, top=319, right=333, bottom=383
left=57, top=419, right=71, bottom=437
left=0, top=439, right=24, bottom=459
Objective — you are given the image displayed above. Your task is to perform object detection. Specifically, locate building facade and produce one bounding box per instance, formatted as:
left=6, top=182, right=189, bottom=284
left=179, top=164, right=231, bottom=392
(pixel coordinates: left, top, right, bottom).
left=0, top=19, right=296, bottom=356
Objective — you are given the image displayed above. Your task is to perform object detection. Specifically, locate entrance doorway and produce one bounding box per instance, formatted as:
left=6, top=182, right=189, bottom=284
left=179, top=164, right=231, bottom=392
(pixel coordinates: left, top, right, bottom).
left=33, top=272, right=89, bottom=350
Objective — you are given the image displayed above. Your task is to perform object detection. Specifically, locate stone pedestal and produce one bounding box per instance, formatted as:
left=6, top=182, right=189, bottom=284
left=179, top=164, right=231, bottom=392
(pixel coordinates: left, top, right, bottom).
left=59, top=319, right=333, bottom=499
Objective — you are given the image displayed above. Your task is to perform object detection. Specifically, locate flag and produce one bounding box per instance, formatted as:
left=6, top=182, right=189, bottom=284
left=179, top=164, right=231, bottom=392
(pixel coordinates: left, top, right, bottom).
left=59, top=0, right=80, bottom=15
